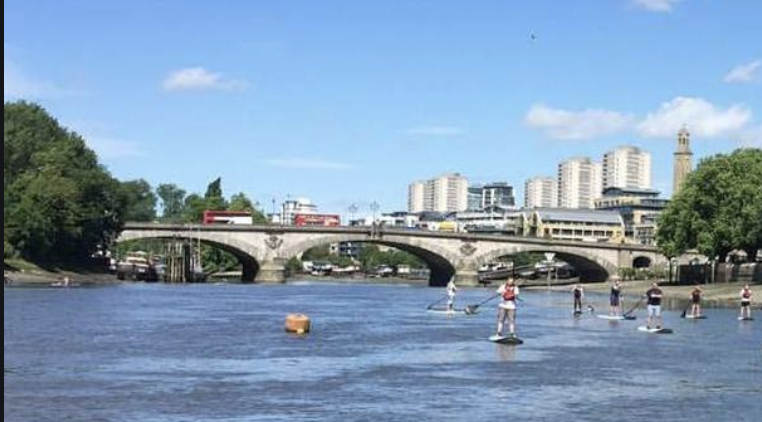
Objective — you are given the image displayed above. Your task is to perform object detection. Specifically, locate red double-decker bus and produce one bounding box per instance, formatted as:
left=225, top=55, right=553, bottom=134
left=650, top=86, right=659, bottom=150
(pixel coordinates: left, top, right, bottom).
left=294, top=214, right=341, bottom=227
left=203, top=210, right=253, bottom=225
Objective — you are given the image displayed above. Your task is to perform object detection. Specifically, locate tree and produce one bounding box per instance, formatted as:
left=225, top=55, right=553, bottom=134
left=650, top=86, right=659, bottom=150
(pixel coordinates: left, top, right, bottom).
left=118, top=180, right=157, bottom=222
left=156, top=183, right=186, bottom=222
left=204, top=177, right=227, bottom=211
left=4, top=101, right=124, bottom=264
left=229, top=192, right=268, bottom=223
left=183, top=194, right=207, bottom=223
left=657, top=148, right=762, bottom=262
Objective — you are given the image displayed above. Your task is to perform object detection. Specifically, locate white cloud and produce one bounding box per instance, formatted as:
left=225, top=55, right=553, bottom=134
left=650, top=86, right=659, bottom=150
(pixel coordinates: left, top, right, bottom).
left=633, top=0, right=683, bottom=12
left=86, top=137, right=145, bottom=159
left=162, top=67, right=250, bottom=92
left=637, top=97, right=752, bottom=138
left=264, top=158, right=354, bottom=171
left=525, top=104, right=634, bottom=140
left=724, top=59, right=762, bottom=84
left=405, top=126, right=465, bottom=137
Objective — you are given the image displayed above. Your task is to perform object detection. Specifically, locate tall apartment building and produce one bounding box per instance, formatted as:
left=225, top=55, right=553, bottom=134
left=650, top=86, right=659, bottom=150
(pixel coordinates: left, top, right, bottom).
left=524, top=177, right=559, bottom=208
left=407, top=173, right=469, bottom=213
left=558, top=157, right=602, bottom=209
left=482, top=182, right=515, bottom=209
left=602, top=146, right=652, bottom=190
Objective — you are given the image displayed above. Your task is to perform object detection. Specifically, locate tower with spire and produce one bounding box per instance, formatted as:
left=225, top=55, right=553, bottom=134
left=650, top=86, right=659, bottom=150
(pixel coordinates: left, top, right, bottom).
left=673, top=126, right=693, bottom=195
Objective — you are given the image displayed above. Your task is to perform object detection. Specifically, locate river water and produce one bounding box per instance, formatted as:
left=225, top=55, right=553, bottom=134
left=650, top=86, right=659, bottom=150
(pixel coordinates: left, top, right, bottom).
left=4, top=282, right=761, bottom=422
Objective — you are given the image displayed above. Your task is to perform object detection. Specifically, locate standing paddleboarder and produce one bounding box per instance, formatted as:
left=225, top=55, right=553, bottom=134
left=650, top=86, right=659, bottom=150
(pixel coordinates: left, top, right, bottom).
left=739, top=284, right=753, bottom=320
left=690, top=285, right=703, bottom=318
left=610, top=280, right=623, bottom=316
left=446, top=278, right=458, bottom=312
left=572, top=284, right=584, bottom=315
left=496, top=278, right=519, bottom=338
left=645, top=283, right=664, bottom=329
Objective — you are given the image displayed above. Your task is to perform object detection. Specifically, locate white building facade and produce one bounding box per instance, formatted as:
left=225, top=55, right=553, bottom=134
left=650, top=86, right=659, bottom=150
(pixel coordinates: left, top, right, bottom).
left=558, top=158, right=602, bottom=209
left=524, top=177, right=558, bottom=208
left=602, top=146, right=652, bottom=190
left=408, top=173, right=469, bottom=213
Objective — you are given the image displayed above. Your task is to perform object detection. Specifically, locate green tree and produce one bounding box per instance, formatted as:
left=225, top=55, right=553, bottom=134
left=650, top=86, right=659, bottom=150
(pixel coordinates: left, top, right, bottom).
left=4, top=101, right=124, bottom=263
left=657, top=148, right=762, bottom=262
left=228, top=192, right=268, bottom=223
left=118, top=180, right=157, bottom=222
left=204, top=177, right=227, bottom=211
left=156, top=183, right=186, bottom=222
left=183, top=194, right=207, bottom=223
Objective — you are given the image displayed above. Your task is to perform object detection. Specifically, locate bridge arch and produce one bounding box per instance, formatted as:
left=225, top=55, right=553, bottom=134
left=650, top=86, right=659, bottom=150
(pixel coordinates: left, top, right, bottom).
left=116, top=231, right=263, bottom=282
left=633, top=256, right=653, bottom=269
left=475, top=245, right=618, bottom=283
left=283, top=235, right=461, bottom=287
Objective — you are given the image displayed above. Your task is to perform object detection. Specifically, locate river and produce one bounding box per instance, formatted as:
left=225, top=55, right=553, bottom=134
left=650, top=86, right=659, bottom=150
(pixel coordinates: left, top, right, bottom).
left=4, top=282, right=761, bottom=421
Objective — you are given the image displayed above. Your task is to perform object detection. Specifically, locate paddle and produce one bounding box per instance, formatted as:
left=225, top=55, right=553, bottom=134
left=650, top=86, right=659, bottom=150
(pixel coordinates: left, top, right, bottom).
left=680, top=302, right=692, bottom=318
left=623, top=297, right=645, bottom=317
left=464, top=293, right=500, bottom=315
left=426, top=295, right=449, bottom=310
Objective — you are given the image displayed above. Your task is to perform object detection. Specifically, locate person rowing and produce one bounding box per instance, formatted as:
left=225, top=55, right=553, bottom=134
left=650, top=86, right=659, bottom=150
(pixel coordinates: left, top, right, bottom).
left=446, top=278, right=458, bottom=312
left=571, top=283, right=584, bottom=315
left=609, top=280, right=623, bottom=316
left=645, top=282, right=664, bottom=330
left=690, top=284, right=703, bottom=318
left=739, top=284, right=753, bottom=320
left=496, top=278, right=519, bottom=338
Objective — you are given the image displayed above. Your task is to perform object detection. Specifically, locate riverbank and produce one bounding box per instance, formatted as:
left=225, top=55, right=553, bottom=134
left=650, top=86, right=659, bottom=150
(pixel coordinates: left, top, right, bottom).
left=526, top=279, right=758, bottom=308
left=4, top=260, right=117, bottom=287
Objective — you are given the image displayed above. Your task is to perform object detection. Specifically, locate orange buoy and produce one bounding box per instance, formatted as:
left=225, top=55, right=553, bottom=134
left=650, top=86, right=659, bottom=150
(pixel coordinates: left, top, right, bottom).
left=285, top=314, right=311, bottom=335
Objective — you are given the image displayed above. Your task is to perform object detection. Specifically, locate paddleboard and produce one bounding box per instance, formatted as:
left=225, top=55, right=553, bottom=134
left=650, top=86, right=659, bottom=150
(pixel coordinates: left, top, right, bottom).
left=683, top=315, right=708, bottom=320
left=738, top=317, right=755, bottom=321
left=638, top=326, right=673, bottom=334
left=596, top=314, right=637, bottom=321
left=426, top=308, right=468, bottom=315
left=489, top=334, right=524, bottom=345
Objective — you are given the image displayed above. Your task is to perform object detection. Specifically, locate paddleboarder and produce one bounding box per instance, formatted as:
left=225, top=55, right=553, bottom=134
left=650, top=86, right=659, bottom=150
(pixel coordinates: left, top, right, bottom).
left=740, top=284, right=753, bottom=320
left=690, top=285, right=703, bottom=318
left=645, top=282, right=664, bottom=330
left=496, top=278, right=519, bottom=338
left=572, top=284, right=584, bottom=315
left=446, top=279, right=458, bottom=312
left=610, top=280, right=623, bottom=316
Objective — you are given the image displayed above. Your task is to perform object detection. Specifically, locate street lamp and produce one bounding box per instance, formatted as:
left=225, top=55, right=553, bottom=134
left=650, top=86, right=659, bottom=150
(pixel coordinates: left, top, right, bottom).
left=544, top=252, right=556, bottom=290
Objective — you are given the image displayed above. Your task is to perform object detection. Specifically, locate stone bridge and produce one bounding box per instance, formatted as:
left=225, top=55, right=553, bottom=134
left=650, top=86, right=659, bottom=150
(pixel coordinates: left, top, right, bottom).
left=117, top=223, right=667, bottom=287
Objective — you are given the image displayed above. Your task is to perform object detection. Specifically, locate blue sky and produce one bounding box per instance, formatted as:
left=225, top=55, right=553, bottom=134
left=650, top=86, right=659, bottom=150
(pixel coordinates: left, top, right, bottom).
left=4, top=0, right=761, bottom=217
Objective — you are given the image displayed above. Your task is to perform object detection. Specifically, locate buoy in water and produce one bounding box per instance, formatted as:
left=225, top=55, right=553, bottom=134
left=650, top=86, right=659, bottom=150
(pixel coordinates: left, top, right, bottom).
left=285, top=314, right=311, bottom=335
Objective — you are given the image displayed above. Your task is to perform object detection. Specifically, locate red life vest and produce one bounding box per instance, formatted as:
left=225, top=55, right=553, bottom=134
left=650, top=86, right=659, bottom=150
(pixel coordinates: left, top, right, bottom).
left=742, top=289, right=751, bottom=299
left=502, top=286, right=517, bottom=301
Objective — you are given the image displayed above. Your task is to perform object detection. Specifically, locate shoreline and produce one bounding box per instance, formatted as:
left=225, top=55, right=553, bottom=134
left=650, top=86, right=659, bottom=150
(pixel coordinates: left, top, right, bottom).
left=4, top=268, right=118, bottom=287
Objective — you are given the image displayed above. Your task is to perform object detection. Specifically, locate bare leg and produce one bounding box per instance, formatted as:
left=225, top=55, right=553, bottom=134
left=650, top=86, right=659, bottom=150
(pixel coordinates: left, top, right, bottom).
left=496, top=308, right=505, bottom=336
left=508, top=309, right=516, bottom=336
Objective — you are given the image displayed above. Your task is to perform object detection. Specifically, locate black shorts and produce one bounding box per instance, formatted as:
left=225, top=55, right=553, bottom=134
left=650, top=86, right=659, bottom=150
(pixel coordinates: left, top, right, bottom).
left=741, top=301, right=751, bottom=308
left=692, top=298, right=701, bottom=304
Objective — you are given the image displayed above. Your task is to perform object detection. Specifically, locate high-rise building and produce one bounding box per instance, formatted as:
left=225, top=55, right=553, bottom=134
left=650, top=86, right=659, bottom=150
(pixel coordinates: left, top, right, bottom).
left=602, top=146, right=652, bottom=190
left=407, top=173, right=469, bottom=213
left=558, top=157, right=602, bottom=209
left=482, top=182, right=516, bottom=209
left=524, top=177, right=558, bottom=208
left=673, top=127, right=693, bottom=196
left=467, top=186, right=484, bottom=211
left=408, top=182, right=425, bottom=213
left=281, top=198, right=318, bottom=225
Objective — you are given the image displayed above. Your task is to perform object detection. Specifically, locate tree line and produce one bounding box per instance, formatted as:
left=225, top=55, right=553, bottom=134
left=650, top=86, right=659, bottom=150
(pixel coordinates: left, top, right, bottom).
left=4, top=101, right=266, bottom=268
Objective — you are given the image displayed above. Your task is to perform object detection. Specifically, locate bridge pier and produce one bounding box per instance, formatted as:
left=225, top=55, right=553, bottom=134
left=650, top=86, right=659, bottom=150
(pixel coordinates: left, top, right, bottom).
left=455, top=269, right=480, bottom=287
left=255, top=259, right=286, bottom=284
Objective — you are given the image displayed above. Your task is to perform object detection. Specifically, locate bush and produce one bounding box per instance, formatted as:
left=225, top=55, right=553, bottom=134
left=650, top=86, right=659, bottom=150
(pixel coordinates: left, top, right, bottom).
left=4, top=239, right=15, bottom=260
